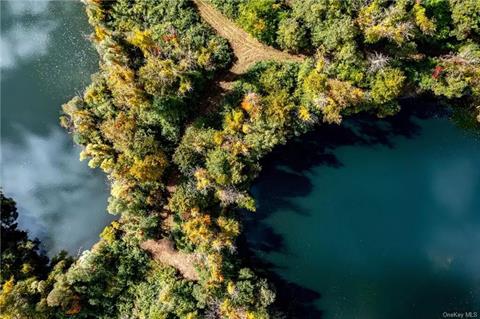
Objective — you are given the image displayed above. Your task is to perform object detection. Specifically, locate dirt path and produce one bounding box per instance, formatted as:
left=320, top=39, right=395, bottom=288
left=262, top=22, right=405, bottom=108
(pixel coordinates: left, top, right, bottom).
left=141, top=239, right=200, bottom=281
left=192, top=0, right=304, bottom=74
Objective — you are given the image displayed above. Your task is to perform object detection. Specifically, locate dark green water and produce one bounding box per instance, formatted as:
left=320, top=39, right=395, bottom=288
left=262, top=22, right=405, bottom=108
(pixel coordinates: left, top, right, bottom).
left=247, top=102, right=480, bottom=319
left=1, top=1, right=111, bottom=255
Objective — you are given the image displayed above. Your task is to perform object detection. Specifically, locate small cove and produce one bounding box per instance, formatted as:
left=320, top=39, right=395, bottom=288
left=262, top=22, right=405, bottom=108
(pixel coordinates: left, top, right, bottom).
left=245, top=100, right=480, bottom=319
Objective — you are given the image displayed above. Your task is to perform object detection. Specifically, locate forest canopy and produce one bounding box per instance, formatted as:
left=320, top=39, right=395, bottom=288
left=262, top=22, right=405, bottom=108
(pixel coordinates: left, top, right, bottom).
left=1, top=0, right=479, bottom=318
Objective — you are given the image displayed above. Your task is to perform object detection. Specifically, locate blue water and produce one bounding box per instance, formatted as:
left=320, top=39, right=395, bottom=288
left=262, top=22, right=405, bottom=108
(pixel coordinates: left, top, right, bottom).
left=1, top=1, right=112, bottom=255
left=248, top=102, right=480, bottom=319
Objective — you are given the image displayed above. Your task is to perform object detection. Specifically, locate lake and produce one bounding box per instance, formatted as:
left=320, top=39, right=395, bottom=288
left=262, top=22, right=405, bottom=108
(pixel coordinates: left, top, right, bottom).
left=246, top=101, right=480, bottom=319
left=1, top=0, right=112, bottom=255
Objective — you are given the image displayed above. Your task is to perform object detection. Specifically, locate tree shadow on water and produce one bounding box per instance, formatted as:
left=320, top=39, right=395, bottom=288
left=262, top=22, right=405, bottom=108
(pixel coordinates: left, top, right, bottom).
left=251, top=98, right=446, bottom=223
left=263, top=98, right=445, bottom=176
left=239, top=98, right=448, bottom=318
left=237, top=233, right=325, bottom=319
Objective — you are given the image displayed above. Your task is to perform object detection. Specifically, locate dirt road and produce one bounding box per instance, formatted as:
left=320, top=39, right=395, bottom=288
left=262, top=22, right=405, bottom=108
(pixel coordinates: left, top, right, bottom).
left=192, top=0, right=304, bottom=74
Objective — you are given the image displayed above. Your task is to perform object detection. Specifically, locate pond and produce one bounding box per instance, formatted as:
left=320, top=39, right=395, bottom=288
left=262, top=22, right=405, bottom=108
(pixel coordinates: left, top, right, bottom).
left=1, top=0, right=112, bottom=255
left=246, top=100, right=480, bottom=319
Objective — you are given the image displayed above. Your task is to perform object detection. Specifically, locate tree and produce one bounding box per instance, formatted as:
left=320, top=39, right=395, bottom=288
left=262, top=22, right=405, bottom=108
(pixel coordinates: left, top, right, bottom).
left=139, top=57, right=187, bottom=97
left=413, top=2, right=436, bottom=35
left=370, top=67, right=406, bottom=104
left=173, top=127, right=217, bottom=174
left=131, top=265, right=199, bottom=318
left=238, top=0, right=282, bottom=45
left=0, top=194, right=75, bottom=319
left=276, top=17, right=308, bottom=53
left=101, top=111, right=136, bottom=153
left=421, top=44, right=480, bottom=99
left=206, top=148, right=232, bottom=185
left=0, top=192, right=49, bottom=284
left=450, top=0, right=480, bottom=40
left=129, top=153, right=169, bottom=183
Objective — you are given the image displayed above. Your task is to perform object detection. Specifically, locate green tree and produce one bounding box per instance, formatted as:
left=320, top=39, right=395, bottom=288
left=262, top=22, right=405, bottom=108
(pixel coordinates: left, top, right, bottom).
left=238, top=0, right=282, bottom=45
left=371, top=67, right=406, bottom=104
left=0, top=192, right=49, bottom=284
left=276, top=17, right=308, bottom=53
left=450, top=0, right=480, bottom=40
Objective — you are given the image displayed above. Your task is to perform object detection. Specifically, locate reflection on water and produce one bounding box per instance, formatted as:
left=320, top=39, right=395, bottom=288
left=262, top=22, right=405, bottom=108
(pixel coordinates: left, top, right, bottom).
left=431, top=158, right=479, bottom=215
left=1, top=0, right=112, bottom=255
left=2, top=129, right=111, bottom=254
left=0, top=0, right=54, bottom=69
left=247, top=102, right=480, bottom=319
